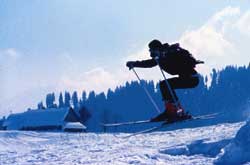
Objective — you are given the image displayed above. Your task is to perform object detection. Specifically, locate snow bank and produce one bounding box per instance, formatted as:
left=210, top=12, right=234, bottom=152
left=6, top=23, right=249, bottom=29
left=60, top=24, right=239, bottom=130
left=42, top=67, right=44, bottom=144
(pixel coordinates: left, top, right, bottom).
left=162, top=139, right=230, bottom=158
left=215, top=120, right=250, bottom=164
left=62, top=122, right=86, bottom=132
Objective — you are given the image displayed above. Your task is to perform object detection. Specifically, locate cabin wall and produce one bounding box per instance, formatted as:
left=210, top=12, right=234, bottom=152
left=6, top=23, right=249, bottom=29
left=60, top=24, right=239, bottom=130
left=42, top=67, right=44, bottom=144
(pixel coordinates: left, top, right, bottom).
left=64, top=109, right=80, bottom=122
left=20, top=125, right=62, bottom=131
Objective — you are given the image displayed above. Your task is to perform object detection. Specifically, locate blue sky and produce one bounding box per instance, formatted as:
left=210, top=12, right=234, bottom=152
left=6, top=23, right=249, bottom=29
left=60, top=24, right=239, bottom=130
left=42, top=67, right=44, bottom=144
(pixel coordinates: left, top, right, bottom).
left=1, top=1, right=250, bottom=116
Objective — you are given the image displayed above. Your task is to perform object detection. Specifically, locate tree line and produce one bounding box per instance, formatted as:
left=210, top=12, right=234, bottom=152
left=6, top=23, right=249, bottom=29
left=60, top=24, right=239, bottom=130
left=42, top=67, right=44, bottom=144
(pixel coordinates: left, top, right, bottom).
left=37, top=65, right=250, bottom=130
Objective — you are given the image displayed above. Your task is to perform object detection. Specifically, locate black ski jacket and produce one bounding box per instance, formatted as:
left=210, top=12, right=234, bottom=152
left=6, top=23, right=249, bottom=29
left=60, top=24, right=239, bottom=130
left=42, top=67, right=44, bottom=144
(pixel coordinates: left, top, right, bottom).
left=132, top=56, right=198, bottom=76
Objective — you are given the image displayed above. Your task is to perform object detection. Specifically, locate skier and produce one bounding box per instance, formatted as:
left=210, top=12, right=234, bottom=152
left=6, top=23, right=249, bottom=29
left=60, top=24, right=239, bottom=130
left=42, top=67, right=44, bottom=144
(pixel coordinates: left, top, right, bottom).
left=126, top=39, right=204, bottom=122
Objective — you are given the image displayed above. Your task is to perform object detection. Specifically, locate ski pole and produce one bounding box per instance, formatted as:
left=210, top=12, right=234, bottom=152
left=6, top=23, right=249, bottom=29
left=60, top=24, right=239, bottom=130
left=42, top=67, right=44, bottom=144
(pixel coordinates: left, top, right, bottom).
left=154, top=55, right=179, bottom=109
left=131, top=68, right=161, bottom=114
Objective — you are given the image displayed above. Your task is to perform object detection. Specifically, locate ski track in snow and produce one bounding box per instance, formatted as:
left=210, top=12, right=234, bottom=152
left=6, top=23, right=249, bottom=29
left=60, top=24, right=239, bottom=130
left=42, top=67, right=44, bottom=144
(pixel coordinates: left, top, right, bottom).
left=0, top=122, right=246, bottom=165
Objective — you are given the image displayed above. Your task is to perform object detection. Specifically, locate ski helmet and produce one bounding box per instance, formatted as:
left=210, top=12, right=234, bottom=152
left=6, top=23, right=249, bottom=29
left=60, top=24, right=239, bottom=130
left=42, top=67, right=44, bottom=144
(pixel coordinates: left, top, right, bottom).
left=148, top=39, right=162, bottom=50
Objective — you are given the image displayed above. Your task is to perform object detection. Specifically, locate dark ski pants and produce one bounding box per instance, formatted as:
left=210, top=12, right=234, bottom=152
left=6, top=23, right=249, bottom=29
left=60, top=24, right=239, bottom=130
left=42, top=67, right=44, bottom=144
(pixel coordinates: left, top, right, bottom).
left=159, top=75, right=199, bottom=103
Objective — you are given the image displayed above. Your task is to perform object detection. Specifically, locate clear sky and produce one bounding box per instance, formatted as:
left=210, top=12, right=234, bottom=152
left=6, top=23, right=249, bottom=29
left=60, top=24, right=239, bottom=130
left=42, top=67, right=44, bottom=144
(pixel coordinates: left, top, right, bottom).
left=1, top=0, right=250, bottom=116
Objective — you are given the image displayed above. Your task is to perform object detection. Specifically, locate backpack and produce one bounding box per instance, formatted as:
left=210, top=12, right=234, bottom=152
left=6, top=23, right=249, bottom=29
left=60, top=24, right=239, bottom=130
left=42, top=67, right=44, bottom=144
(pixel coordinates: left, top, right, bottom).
left=166, top=43, right=204, bottom=68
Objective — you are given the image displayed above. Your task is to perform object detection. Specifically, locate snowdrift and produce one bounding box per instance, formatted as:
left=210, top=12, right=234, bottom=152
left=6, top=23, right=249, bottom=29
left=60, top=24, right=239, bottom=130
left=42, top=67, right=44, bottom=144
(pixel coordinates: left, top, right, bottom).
left=215, top=120, right=250, bottom=164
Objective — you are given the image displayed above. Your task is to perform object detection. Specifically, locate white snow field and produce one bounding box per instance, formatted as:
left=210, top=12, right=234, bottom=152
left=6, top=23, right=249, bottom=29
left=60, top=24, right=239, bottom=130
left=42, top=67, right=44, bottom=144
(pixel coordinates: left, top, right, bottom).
left=0, top=121, right=249, bottom=165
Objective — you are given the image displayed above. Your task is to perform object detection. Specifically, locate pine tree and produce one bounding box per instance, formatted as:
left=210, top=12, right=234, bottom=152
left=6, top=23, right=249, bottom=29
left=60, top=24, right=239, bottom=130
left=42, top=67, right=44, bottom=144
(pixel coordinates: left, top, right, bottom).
left=45, top=93, right=52, bottom=108
left=45, top=93, right=57, bottom=108
left=51, top=93, right=57, bottom=108
left=64, top=91, right=71, bottom=107
left=72, top=91, right=79, bottom=109
left=87, top=91, right=96, bottom=103
left=37, top=101, right=45, bottom=109
left=82, top=91, right=87, bottom=102
left=59, top=92, right=64, bottom=108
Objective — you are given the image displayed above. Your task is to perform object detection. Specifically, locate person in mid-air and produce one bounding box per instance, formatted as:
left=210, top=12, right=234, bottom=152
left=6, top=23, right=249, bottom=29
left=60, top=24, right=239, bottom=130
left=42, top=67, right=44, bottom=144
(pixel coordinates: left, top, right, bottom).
left=126, top=39, right=204, bottom=122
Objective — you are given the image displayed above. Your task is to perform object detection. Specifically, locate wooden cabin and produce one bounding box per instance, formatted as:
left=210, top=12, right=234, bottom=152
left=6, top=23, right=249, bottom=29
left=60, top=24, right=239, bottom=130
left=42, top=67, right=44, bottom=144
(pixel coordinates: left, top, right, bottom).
left=3, top=107, right=86, bottom=132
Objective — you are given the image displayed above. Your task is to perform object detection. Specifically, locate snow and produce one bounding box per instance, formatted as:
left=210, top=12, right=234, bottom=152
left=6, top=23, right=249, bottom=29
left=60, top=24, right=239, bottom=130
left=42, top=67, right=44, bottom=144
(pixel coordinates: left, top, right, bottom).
left=0, top=122, right=248, bottom=165
left=63, top=122, right=87, bottom=131
left=215, top=120, right=250, bottom=164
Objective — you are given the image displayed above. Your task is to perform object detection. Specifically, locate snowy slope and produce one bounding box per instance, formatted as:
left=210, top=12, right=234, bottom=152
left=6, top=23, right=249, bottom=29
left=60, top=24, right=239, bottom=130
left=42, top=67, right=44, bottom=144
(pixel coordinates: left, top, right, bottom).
left=0, top=122, right=249, bottom=165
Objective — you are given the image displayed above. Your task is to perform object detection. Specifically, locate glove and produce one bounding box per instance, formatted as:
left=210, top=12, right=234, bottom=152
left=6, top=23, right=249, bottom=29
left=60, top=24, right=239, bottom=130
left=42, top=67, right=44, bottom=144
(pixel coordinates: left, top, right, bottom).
left=126, top=61, right=135, bottom=70
left=196, top=60, right=204, bottom=64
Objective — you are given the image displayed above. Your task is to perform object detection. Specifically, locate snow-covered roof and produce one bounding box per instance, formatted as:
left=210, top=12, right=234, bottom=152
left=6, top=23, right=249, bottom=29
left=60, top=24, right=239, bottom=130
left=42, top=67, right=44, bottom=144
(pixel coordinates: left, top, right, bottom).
left=3, top=107, right=80, bottom=130
left=63, top=122, right=86, bottom=130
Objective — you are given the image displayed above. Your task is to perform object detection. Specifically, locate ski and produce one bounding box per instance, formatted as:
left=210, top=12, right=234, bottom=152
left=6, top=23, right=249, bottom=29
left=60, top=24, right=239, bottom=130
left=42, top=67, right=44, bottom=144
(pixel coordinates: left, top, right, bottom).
left=121, top=113, right=218, bottom=138
left=122, top=125, right=164, bottom=138
left=187, top=112, right=219, bottom=120
left=102, top=112, right=218, bottom=128
left=101, top=120, right=152, bottom=127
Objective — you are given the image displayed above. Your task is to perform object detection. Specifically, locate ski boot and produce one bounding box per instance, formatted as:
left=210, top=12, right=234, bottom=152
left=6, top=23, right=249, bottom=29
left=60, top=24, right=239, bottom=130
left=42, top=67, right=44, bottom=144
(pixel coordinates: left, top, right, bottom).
left=175, top=103, right=192, bottom=121
left=165, top=102, right=192, bottom=123
left=150, top=102, right=179, bottom=122
left=150, top=111, right=168, bottom=122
